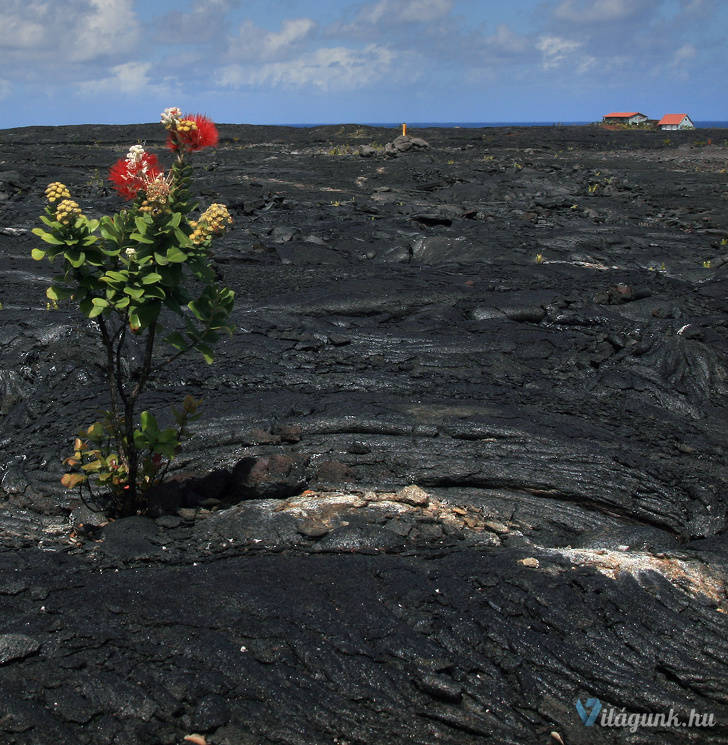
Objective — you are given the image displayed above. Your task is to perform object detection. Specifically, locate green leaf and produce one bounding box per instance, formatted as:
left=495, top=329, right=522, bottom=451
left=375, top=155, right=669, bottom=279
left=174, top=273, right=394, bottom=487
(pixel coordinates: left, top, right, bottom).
left=85, top=219, right=100, bottom=232
left=188, top=299, right=207, bottom=321
left=66, top=251, right=86, bottom=268
left=100, top=225, right=119, bottom=242
left=46, top=286, right=58, bottom=301
left=104, top=270, right=128, bottom=282
left=91, top=297, right=109, bottom=308
left=88, top=303, right=105, bottom=318
left=136, top=302, right=161, bottom=327
left=115, top=296, right=130, bottom=309
left=134, top=216, right=149, bottom=234
left=168, top=212, right=182, bottom=228
left=173, top=228, right=191, bottom=246
left=164, top=331, right=186, bottom=350
left=197, top=343, right=214, bottom=364
left=130, top=232, right=154, bottom=244
left=141, top=272, right=162, bottom=285
left=133, top=430, right=148, bottom=450
left=32, top=227, right=64, bottom=245
left=140, top=411, right=160, bottom=436
left=143, top=286, right=166, bottom=300
left=31, top=248, right=46, bottom=261
left=154, top=252, right=169, bottom=266
left=124, top=286, right=145, bottom=300
left=166, top=246, right=187, bottom=263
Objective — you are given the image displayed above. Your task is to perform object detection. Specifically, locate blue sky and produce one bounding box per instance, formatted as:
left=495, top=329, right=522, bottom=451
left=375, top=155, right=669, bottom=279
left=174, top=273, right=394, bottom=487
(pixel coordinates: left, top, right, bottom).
left=1, top=0, right=726, bottom=128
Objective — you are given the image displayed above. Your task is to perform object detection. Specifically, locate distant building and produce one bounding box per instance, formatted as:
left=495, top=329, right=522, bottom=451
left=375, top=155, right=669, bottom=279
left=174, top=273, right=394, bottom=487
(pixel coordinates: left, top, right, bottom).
left=658, top=114, right=695, bottom=130
left=602, top=112, right=649, bottom=126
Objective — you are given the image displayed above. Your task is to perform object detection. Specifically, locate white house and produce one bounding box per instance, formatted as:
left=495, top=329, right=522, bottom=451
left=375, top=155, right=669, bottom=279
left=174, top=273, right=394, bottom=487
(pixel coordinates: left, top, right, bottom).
left=658, top=114, right=695, bottom=130
left=602, top=112, right=649, bottom=126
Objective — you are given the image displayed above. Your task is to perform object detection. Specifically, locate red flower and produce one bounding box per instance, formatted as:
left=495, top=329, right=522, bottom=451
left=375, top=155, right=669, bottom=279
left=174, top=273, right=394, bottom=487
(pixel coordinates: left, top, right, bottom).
left=108, top=152, right=161, bottom=201
left=166, top=113, right=219, bottom=153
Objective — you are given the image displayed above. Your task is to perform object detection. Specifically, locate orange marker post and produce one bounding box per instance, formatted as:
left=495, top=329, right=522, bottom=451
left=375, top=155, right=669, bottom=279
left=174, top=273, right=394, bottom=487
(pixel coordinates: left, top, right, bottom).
left=402, top=123, right=407, bottom=136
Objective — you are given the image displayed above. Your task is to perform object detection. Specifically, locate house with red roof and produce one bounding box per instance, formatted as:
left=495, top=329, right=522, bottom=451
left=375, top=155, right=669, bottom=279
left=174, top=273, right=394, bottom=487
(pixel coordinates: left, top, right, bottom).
left=602, top=112, right=648, bottom=126
left=658, top=113, right=695, bottom=130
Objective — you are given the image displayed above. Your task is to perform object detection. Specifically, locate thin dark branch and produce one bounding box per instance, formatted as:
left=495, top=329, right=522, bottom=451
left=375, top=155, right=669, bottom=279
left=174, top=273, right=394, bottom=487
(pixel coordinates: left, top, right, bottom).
left=130, top=320, right=157, bottom=405
left=114, top=323, right=129, bottom=407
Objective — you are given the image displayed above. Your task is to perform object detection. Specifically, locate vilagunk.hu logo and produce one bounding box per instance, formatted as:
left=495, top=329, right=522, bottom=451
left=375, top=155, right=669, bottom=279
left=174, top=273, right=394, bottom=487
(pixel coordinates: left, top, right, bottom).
left=576, top=698, right=716, bottom=733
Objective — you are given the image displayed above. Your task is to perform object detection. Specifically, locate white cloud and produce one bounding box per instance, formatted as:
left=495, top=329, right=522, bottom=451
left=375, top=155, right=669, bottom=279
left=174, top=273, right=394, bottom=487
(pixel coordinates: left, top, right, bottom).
left=76, top=61, right=167, bottom=96
left=217, top=44, right=398, bottom=92
left=357, top=0, right=453, bottom=24
left=331, top=0, right=453, bottom=33
left=537, top=35, right=583, bottom=69
left=231, top=18, right=316, bottom=60
left=265, top=18, right=317, bottom=54
left=70, top=0, right=140, bottom=61
left=667, top=42, right=697, bottom=78
left=553, top=0, right=654, bottom=24
left=1, top=0, right=140, bottom=65
left=155, top=0, right=243, bottom=44
left=673, top=43, right=697, bottom=63
left=485, top=25, right=529, bottom=56
left=0, top=2, right=46, bottom=48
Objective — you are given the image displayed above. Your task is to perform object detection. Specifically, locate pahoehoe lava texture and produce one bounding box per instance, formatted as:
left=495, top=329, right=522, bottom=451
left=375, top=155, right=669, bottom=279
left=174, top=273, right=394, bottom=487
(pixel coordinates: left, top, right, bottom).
left=1, top=123, right=727, bottom=744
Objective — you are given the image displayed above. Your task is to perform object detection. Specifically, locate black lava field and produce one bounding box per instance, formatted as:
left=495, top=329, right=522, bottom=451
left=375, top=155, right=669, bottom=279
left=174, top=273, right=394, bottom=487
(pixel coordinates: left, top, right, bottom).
left=1, top=123, right=727, bottom=744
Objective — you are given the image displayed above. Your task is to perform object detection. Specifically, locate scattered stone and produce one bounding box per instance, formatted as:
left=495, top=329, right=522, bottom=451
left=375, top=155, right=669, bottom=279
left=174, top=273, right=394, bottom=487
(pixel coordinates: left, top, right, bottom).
left=347, top=441, right=371, bottom=454
left=484, top=520, right=509, bottom=534
left=230, top=455, right=308, bottom=500
left=155, top=515, right=182, bottom=529
left=415, top=672, right=463, bottom=702
left=183, top=736, right=208, bottom=745
left=0, top=634, right=40, bottom=665
left=270, top=225, right=299, bottom=243
left=518, top=557, right=540, bottom=568
left=296, top=519, right=330, bottom=538
left=412, top=213, right=453, bottom=227
left=396, top=484, right=429, bottom=507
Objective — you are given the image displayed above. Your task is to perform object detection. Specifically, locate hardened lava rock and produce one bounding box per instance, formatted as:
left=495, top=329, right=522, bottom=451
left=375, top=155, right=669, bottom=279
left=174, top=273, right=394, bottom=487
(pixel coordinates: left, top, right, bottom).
left=0, top=122, right=727, bottom=744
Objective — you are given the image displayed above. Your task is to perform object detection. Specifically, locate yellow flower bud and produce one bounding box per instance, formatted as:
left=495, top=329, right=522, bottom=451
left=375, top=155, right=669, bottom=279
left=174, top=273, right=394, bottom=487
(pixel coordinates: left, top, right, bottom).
left=45, top=182, right=71, bottom=203
left=55, top=199, right=83, bottom=225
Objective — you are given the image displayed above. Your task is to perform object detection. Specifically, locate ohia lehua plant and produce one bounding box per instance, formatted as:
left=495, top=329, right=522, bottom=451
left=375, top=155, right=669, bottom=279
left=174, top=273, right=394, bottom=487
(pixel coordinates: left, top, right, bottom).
left=32, top=107, right=235, bottom=516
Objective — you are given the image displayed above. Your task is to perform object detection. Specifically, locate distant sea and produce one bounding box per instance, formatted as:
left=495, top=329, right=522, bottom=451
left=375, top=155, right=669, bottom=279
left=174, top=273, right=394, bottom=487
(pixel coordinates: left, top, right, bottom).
left=287, top=121, right=728, bottom=129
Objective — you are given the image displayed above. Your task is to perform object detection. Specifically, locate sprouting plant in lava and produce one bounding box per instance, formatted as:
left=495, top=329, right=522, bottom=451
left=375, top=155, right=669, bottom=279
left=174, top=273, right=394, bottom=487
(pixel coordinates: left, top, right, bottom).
left=32, top=108, right=235, bottom=516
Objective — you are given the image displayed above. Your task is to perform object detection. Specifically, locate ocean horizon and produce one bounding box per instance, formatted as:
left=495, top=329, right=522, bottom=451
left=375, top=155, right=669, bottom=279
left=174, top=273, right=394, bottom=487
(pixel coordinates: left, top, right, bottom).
left=284, top=121, right=728, bottom=129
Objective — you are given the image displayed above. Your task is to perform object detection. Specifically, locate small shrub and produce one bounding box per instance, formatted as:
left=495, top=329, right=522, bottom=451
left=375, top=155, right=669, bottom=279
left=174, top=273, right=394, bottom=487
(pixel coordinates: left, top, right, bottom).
left=32, top=107, right=235, bottom=516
